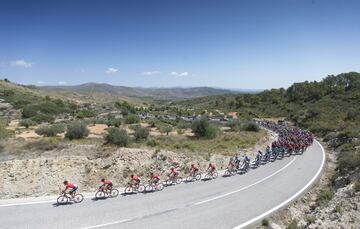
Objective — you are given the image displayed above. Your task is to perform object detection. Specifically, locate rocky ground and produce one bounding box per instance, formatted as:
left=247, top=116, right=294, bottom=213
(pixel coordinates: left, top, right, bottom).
left=258, top=145, right=360, bottom=229
left=0, top=130, right=276, bottom=199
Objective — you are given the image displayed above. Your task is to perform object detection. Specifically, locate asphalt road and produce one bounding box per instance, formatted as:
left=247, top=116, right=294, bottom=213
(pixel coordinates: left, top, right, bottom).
left=0, top=140, right=325, bottom=229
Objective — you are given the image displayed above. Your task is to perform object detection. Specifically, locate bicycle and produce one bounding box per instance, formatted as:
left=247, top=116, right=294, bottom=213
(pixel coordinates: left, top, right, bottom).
left=95, top=186, right=119, bottom=199
left=164, top=174, right=183, bottom=186
left=144, top=181, right=164, bottom=192
left=57, top=191, right=84, bottom=205
left=124, top=183, right=145, bottom=194
left=204, top=170, right=218, bottom=180
left=224, top=167, right=237, bottom=176
left=186, top=172, right=202, bottom=182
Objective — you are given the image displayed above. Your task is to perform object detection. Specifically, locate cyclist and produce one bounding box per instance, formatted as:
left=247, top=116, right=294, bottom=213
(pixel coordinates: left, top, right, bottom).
left=150, top=172, right=160, bottom=184
left=63, top=180, right=78, bottom=199
left=129, top=174, right=141, bottom=187
left=168, top=168, right=179, bottom=180
left=100, top=178, right=113, bottom=193
left=227, top=158, right=235, bottom=171
left=234, top=155, right=241, bottom=169
left=190, top=164, right=199, bottom=177
left=207, top=163, right=216, bottom=175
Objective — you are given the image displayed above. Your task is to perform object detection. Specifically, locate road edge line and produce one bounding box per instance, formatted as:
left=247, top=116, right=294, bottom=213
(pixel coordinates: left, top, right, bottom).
left=232, top=139, right=326, bottom=229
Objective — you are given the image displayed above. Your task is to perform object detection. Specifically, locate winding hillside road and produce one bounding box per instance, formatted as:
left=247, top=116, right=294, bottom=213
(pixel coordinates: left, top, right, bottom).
left=0, top=140, right=325, bottom=229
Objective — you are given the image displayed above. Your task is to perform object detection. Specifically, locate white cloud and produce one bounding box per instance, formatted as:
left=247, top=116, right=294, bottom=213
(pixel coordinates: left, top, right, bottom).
left=105, top=67, right=119, bottom=74
left=170, top=71, right=190, bottom=77
left=11, top=59, right=33, bottom=68
left=37, top=81, right=45, bottom=84
left=142, top=71, right=161, bottom=76
left=58, top=81, right=67, bottom=85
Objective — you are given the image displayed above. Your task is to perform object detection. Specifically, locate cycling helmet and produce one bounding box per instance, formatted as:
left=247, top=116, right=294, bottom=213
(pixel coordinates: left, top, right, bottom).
left=171, top=168, right=175, bottom=171
left=130, top=174, right=134, bottom=178
left=63, top=180, right=68, bottom=185
left=101, top=178, right=105, bottom=182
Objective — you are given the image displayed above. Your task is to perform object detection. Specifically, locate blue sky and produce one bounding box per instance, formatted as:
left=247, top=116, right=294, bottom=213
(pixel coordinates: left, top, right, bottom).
left=0, top=0, right=359, bottom=89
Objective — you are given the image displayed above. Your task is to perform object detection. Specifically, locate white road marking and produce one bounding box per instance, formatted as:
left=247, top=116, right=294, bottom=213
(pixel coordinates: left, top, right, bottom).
left=232, top=139, right=326, bottom=229
left=0, top=194, right=94, bottom=207
left=194, top=157, right=297, bottom=205
left=78, top=219, right=131, bottom=229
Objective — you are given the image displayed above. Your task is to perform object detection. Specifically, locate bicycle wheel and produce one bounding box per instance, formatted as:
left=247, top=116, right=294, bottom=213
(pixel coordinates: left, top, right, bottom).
left=124, top=186, right=133, bottom=194
left=74, top=194, right=84, bottom=203
left=224, top=170, right=230, bottom=176
left=138, top=185, right=145, bottom=193
left=145, top=184, right=153, bottom=192
left=110, top=189, right=119, bottom=197
left=95, top=190, right=105, bottom=199
left=57, top=195, right=68, bottom=205
left=195, top=174, right=201, bottom=180
left=212, top=172, right=218, bottom=179
left=156, top=183, right=164, bottom=191
left=176, top=178, right=182, bottom=184
left=186, top=176, right=193, bottom=182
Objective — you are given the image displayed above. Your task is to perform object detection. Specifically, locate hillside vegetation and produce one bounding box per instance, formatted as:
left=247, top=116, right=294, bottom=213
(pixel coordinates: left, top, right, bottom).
left=177, top=72, right=360, bottom=186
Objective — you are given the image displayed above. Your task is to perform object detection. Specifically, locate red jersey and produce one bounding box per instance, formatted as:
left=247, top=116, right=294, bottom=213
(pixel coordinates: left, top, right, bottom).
left=65, top=183, right=76, bottom=189
left=103, top=179, right=112, bottom=185
left=131, top=176, right=139, bottom=181
left=151, top=175, right=160, bottom=181
left=191, top=166, right=199, bottom=171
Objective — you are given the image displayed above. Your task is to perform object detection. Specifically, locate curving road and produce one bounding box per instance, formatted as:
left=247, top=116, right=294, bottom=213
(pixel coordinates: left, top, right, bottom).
left=0, top=140, right=325, bottom=229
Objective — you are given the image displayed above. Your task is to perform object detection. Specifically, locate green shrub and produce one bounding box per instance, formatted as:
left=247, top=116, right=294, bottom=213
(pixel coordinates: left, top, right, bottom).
left=241, top=121, right=260, bottom=132
left=205, top=125, right=218, bottom=139
left=133, top=126, right=149, bottom=141
left=354, top=181, right=360, bottom=192
left=76, top=109, right=96, bottom=119
left=147, top=139, right=158, bottom=147
left=335, top=204, right=342, bottom=214
left=227, top=120, right=241, bottom=131
left=338, top=151, right=360, bottom=175
left=106, top=118, right=122, bottom=127
left=191, top=118, right=209, bottom=138
left=177, top=121, right=190, bottom=129
left=35, top=124, right=66, bottom=137
left=124, top=114, right=140, bottom=124
left=31, top=113, right=55, bottom=124
left=261, top=218, right=269, bottom=226
left=286, top=218, right=299, bottom=229
left=122, top=166, right=131, bottom=178
left=316, top=188, right=333, bottom=207
left=0, top=118, right=14, bottom=139
left=128, top=124, right=141, bottom=130
left=19, top=119, right=36, bottom=128
left=305, top=215, right=316, bottom=225
left=105, top=127, right=130, bottom=146
left=24, top=137, right=60, bottom=151
left=65, top=121, right=89, bottom=140
left=159, top=124, right=173, bottom=135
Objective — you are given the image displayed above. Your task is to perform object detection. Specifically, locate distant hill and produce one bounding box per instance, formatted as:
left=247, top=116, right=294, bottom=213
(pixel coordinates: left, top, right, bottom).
left=40, top=83, right=237, bottom=100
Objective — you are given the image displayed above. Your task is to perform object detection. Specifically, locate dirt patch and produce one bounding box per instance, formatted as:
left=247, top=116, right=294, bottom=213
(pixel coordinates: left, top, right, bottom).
left=87, top=124, right=108, bottom=135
